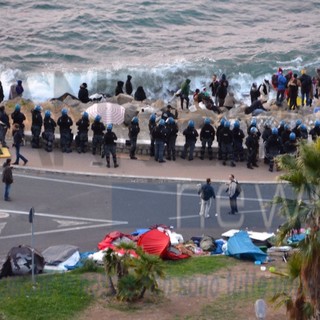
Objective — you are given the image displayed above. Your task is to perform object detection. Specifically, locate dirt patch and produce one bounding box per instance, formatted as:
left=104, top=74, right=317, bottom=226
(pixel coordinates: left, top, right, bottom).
left=77, top=256, right=288, bottom=320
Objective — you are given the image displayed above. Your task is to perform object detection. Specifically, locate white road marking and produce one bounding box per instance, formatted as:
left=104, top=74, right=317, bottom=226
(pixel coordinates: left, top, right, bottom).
left=0, top=212, right=9, bottom=219
left=168, top=210, right=266, bottom=220
left=15, top=174, right=275, bottom=202
left=0, top=221, right=127, bottom=240
left=53, top=219, right=89, bottom=228
left=0, top=222, right=7, bottom=235
left=3, top=209, right=123, bottom=224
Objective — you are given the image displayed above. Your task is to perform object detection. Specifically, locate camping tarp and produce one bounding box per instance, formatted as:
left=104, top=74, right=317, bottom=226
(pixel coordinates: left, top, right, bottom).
left=226, top=231, right=267, bottom=263
left=0, top=245, right=44, bottom=279
left=42, top=245, right=79, bottom=266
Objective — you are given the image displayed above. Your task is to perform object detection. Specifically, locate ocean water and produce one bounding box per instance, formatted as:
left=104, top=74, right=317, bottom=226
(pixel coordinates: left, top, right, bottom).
left=1, top=0, right=319, bottom=103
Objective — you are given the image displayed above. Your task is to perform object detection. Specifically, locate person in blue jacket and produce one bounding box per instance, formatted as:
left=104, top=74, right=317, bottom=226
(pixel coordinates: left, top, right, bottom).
left=276, top=68, right=287, bottom=106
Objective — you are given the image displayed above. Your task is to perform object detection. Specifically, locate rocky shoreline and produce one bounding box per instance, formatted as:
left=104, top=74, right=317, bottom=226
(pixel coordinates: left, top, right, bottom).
left=1, top=92, right=320, bottom=145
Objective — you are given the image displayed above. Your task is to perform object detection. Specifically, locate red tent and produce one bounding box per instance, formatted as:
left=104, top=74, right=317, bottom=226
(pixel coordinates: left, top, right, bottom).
left=137, top=229, right=170, bottom=258
left=137, top=229, right=190, bottom=260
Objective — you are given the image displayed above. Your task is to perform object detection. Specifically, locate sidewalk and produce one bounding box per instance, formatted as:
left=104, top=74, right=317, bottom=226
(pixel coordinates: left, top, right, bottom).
left=7, top=145, right=281, bottom=183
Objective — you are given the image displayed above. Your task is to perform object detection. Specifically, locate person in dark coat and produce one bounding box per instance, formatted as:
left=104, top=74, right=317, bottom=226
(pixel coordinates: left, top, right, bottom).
left=309, top=120, right=320, bottom=141
left=2, top=158, right=13, bottom=201
left=220, top=121, right=235, bottom=167
left=245, top=127, right=259, bottom=169
left=11, top=104, right=26, bottom=131
left=250, top=83, right=260, bottom=104
left=265, top=128, right=282, bottom=172
left=115, top=81, right=124, bottom=96
left=148, top=114, right=156, bottom=157
left=103, top=124, right=118, bottom=168
left=199, top=118, right=215, bottom=160
left=232, top=120, right=245, bottom=162
left=128, top=117, right=140, bottom=159
left=198, top=178, right=216, bottom=218
left=31, top=105, right=43, bottom=148
left=12, top=124, right=28, bottom=166
left=125, top=75, right=133, bottom=95
left=42, top=110, right=56, bottom=152
left=9, top=80, right=24, bottom=100
left=0, top=106, right=10, bottom=147
left=299, top=69, right=312, bottom=107
left=165, top=117, right=178, bottom=161
left=78, top=83, right=91, bottom=103
left=216, top=80, right=228, bottom=107
left=0, top=81, right=4, bottom=102
left=75, top=112, right=90, bottom=153
left=161, top=105, right=178, bottom=122
left=91, top=115, right=105, bottom=155
left=134, top=86, right=147, bottom=101
left=57, top=108, right=73, bottom=153
left=152, top=119, right=167, bottom=163
left=181, top=120, right=198, bottom=161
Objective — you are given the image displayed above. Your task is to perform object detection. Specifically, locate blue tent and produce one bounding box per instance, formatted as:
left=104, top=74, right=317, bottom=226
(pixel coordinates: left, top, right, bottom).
left=226, top=230, right=267, bottom=263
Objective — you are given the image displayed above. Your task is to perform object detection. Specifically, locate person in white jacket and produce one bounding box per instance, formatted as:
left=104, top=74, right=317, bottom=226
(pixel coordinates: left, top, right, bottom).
left=258, top=79, right=271, bottom=104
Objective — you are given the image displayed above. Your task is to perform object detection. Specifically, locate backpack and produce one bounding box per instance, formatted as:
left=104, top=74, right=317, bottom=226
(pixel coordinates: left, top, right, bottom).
left=271, top=74, right=278, bottom=88
left=258, top=84, right=267, bottom=95
left=200, top=235, right=216, bottom=252
left=235, top=181, right=242, bottom=197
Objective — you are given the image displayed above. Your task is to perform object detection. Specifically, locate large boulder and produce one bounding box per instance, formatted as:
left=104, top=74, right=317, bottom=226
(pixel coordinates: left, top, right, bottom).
left=124, top=104, right=139, bottom=125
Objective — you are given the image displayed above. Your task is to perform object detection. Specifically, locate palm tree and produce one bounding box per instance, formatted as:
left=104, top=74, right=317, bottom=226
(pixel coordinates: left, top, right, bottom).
left=273, top=139, right=320, bottom=319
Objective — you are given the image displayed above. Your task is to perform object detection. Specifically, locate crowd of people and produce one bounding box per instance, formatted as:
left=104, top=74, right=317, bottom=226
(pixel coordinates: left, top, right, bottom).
left=1, top=100, right=320, bottom=173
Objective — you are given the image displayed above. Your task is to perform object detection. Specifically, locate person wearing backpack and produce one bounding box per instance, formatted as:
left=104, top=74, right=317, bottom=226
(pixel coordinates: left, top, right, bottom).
left=226, top=174, right=240, bottom=215
left=198, top=178, right=216, bottom=218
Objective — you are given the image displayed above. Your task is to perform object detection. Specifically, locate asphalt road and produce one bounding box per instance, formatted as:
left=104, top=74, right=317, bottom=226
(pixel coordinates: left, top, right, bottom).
left=0, top=172, right=292, bottom=260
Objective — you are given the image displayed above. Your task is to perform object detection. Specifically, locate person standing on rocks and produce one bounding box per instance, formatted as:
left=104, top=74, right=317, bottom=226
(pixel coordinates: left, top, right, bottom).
left=125, top=75, right=133, bottom=95
left=2, top=158, right=13, bottom=201
left=198, top=178, right=216, bottom=218
left=128, top=116, right=140, bottom=160
left=115, top=81, right=124, bottom=96
left=78, top=83, right=92, bottom=103
left=0, top=81, right=4, bottom=103
left=9, top=80, right=24, bottom=100
left=180, top=79, right=191, bottom=110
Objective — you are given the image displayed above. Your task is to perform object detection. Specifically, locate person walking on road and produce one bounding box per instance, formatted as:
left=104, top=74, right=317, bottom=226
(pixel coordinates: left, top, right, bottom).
left=226, top=174, right=240, bottom=215
left=12, top=124, right=28, bottom=166
left=198, top=178, right=216, bottom=218
left=2, top=158, right=13, bottom=201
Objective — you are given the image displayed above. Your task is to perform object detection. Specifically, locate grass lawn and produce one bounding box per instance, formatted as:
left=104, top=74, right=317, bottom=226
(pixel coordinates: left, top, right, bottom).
left=0, top=273, right=93, bottom=320
left=164, top=255, right=234, bottom=277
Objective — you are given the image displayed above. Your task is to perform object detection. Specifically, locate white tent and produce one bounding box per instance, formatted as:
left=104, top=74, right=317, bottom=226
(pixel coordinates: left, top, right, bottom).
left=86, top=102, right=125, bottom=125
